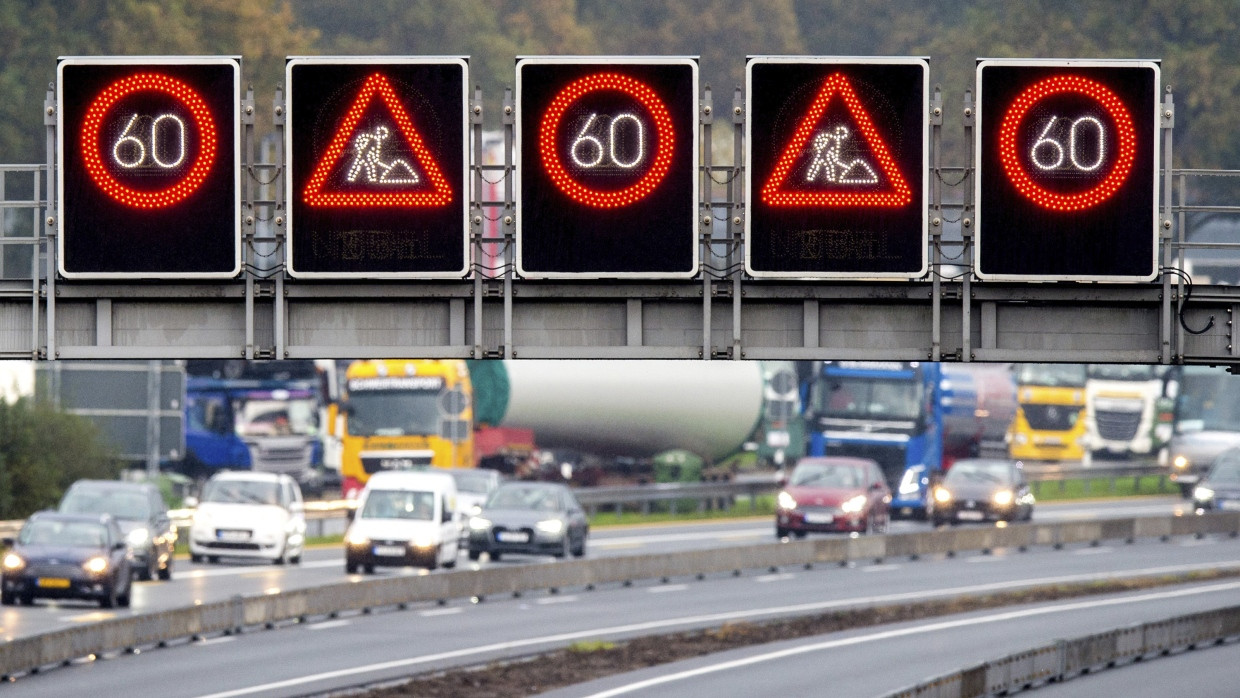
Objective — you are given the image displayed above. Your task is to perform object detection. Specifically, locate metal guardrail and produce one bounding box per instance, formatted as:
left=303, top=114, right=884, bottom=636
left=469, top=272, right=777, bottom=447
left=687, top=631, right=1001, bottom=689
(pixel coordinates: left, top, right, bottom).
left=1, top=512, right=1237, bottom=680
left=884, top=604, right=1240, bottom=697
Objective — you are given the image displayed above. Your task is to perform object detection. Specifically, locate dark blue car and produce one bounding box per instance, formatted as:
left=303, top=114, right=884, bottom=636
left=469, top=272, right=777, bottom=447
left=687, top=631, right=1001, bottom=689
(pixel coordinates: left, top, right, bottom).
left=1, top=511, right=133, bottom=608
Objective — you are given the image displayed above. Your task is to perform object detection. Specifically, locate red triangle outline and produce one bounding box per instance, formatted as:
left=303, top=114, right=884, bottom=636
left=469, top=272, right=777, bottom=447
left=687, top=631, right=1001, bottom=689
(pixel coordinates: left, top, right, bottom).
left=302, top=72, right=453, bottom=207
left=760, top=72, right=913, bottom=208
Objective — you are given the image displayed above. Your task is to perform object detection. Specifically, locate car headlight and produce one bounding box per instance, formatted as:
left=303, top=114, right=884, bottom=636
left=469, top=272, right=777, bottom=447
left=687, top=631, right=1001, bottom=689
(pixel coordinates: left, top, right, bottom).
left=536, top=519, right=564, bottom=534
left=840, top=495, right=867, bottom=514
left=410, top=535, right=436, bottom=549
left=1013, top=433, right=1028, bottom=445
left=777, top=491, right=798, bottom=510
left=992, top=490, right=1014, bottom=506
left=1194, top=486, right=1215, bottom=502
left=344, top=529, right=370, bottom=546
left=126, top=528, right=150, bottom=547
left=469, top=516, right=492, bottom=531
left=933, top=487, right=953, bottom=503
left=2, top=552, right=25, bottom=572
left=1173, top=455, right=1189, bottom=470
left=83, top=556, right=109, bottom=574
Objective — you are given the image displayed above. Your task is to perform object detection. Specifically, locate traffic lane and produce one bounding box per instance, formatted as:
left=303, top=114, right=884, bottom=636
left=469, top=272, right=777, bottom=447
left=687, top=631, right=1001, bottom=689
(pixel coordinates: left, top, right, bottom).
left=4, top=534, right=1240, bottom=697
left=0, top=498, right=1198, bottom=638
left=545, top=581, right=1240, bottom=698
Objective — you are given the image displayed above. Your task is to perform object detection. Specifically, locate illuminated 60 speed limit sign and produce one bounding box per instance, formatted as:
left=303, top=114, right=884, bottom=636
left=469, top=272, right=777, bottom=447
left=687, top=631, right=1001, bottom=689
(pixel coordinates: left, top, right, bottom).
left=516, top=57, right=699, bottom=279
left=976, top=60, right=1160, bottom=281
left=57, top=57, right=241, bottom=279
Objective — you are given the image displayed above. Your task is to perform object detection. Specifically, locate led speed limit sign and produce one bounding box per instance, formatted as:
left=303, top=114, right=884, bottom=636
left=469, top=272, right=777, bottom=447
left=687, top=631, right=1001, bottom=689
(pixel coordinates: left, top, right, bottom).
left=516, top=57, right=699, bottom=278
left=976, top=59, right=1160, bottom=281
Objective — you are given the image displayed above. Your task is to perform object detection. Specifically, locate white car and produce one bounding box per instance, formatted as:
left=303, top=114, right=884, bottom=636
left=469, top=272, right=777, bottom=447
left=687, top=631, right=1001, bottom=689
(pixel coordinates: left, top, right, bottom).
left=344, top=470, right=460, bottom=573
left=188, top=472, right=306, bottom=565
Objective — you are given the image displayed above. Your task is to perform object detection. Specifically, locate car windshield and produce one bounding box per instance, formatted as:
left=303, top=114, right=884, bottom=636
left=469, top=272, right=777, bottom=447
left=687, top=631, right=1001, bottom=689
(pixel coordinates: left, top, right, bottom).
left=20, top=519, right=107, bottom=548
left=202, top=479, right=280, bottom=506
left=451, top=470, right=497, bottom=494
left=945, top=461, right=1013, bottom=485
left=1015, top=363, right=1086, bottom=387
left=360, top=489, right=435, bottom=521
left=486, top=486, right=562, bottom=512
left=1209, top=459, right=1240, bottom=484
left=790, top=463, right=863, bottom=488
left=61, top=488, right=150, bottom=520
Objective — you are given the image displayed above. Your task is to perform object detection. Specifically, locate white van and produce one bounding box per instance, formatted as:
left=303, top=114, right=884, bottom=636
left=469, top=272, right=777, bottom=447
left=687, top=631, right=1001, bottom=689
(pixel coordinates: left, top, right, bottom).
left=344, top=470, right=459, bottom=573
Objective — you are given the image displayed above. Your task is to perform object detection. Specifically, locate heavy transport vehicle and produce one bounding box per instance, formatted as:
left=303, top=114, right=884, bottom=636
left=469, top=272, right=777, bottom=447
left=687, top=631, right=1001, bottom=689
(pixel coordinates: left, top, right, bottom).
left=1007, top=363, right=1088, bottom=462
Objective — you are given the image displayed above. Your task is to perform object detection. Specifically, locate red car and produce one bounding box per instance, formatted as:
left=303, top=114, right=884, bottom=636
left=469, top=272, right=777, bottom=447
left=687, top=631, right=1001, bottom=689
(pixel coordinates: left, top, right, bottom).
left=776, top=457, right=892, bottom=538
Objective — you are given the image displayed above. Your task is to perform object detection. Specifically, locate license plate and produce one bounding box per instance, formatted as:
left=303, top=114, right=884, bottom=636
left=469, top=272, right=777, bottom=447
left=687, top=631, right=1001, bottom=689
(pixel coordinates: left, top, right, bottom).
left=216, top=529, right=251, bottom=542
left=804, top=513, right=834, bottom=524
left=496, top=531, right=530, bottom=543
left=373, top=545, right=406, bottom=557
left=1220, top=500, right=1240, bottom=511
left=37, top=577, right=71, bottom=589
left=956, top=511, right=985, bottom=521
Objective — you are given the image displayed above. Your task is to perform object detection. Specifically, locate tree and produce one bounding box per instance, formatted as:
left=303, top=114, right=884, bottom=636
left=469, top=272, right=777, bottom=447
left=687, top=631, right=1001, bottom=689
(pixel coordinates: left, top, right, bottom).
left=0, top=396, right=120, bottom=519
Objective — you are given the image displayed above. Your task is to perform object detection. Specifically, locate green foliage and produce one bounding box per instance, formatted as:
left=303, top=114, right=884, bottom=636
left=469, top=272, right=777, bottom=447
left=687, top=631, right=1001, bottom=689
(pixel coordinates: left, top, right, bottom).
left=0, top=396, right=121, bottom=518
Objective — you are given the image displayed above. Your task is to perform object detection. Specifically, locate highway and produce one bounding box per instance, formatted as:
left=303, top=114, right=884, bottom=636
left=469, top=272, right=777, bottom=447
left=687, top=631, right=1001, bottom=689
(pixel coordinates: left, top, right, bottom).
left=0, top=496, right=1192, bottom=639
left=1, top=497, right=1235, bottom=696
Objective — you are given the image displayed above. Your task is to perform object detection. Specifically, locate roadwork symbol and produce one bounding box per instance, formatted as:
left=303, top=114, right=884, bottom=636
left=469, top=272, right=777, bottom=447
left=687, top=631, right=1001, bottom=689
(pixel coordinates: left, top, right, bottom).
left=303, top=72, right=452, bottom=207
left=761, top=72, right=911, bottom=208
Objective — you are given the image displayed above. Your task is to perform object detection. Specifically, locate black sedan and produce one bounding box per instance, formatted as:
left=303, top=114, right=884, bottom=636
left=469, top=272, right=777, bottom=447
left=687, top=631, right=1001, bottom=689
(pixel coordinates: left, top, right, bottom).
left=930, top=458, right=1035, bottom=526
left=1192, top=448, right=1240, bottom=513
left=1, top=511, right=133, bottom=607
left=466, top=482, right=588, bottom=561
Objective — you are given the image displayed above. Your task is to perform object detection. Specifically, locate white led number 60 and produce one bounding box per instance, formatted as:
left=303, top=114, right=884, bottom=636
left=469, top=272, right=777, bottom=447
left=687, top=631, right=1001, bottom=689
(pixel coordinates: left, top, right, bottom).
left=112, top=113, right=187, bottom=170
left=1031, top=115, right=1106, bottom=173
left=570, top=112, right=645, bottom=169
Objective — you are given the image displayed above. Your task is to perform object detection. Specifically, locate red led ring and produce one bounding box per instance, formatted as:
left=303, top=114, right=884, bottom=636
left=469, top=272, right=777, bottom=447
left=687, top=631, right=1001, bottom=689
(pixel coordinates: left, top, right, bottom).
left=80, top=72, right=218, bottom=209
left=997, top=75, right=1137, bottom=212
left=538, top=72, right=675, bottom=209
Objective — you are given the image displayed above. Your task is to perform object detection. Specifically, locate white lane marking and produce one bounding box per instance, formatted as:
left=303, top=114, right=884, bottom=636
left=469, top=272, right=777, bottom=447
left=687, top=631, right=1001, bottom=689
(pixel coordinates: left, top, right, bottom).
left=418, top=607, right=463, bottom=617
left=592, top=528, right=769, bottom=548
left=307, top=619, right=351, bottom=631
left=1181, top=538, right=1218, bottom=547
left=1072, top=547, right=1114, bottom=556
left=755, top=573, right=796, bottom=583
left=861, top=565, right=901, bottom=573
left=582, top=581, right=1240, bottom=698
left=182, top=559, right=341, bottom=579
left=536, top=596, right=579, bottom=605
left=966, top=556, right=1007, bottom=564
left=189, top=563, right=1240, bottom=698
left=195, top=636, right=236, bottom=647
left=62, top=611, right=117, bottom=623
left=647, top=584, right=689, bottom=593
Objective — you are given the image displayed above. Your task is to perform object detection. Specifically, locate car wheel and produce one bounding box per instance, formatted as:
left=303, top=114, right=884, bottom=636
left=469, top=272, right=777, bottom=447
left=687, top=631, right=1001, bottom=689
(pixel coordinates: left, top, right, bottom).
left=489, top=551, right=502, bottom=562
left=158, top=556, right=172, bottom=581
left=467, top=549, right=481, bottom=561
left=426, top=547, right=439, bottom=571
left=556, top=536, right=570, bottom=559
left=1, top=590, right=14, bottom=605
left=137, top=556, right=155, bottom=582
left=793, top=530, right=807, bottom=539
left=117, top=583, right=131, bottom=608
left=289, top=551, right=302, bottom=565
left=99, top=585, right=117, bottom=609
left=191, top=553, right=204, bottom=564
left=572, top=536, right=586, bottom=558
left=443, top=557, right=456, bottom=569
left=346, top=561, right=358, bottom=574
left=19, top=592, right=34, bottom=606
left=363, top=564, right=375, bottom=574
left=776, top=526, right=788, bottom=539
left=207, top=555, right=219, bottom=564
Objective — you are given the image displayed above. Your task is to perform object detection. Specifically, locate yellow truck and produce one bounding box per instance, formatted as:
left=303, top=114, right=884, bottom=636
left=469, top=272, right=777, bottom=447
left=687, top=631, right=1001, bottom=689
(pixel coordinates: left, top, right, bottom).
left=1008, top=364, right=1087, bottom=462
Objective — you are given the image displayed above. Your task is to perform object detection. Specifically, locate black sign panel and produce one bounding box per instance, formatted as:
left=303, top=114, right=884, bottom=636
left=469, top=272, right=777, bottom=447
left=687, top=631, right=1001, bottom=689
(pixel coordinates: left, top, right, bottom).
left=746, top=57, right=928, bottom=278
left=57, top=57, right=240, bottom=279
left=976, top=60, right=1160, bottom=281
left=286, top=57, right=469, bottom=278
left=516, top=57, right=699, bottom=278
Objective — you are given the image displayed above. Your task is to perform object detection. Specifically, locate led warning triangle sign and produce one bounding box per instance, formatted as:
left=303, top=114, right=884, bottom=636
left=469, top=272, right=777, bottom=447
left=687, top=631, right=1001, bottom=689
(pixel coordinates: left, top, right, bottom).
left=761, top=73, right=912, bottom=208
left=303, top=73, right=453, bottom=207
